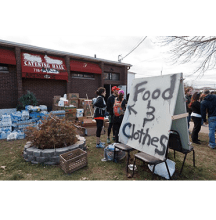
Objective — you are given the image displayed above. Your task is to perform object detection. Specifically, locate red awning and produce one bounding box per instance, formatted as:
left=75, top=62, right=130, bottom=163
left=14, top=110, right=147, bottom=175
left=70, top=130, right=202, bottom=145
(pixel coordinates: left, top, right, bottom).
left=21, top=52, right=68, bottom=81
left=70, top=60, right=102, bottom=74
left=0, top=48, right=16, bottom=65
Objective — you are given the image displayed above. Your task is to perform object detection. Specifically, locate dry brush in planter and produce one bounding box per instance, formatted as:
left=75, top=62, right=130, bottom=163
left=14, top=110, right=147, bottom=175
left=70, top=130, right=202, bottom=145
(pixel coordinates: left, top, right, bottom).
left=23, top=115, right=86, bottom=165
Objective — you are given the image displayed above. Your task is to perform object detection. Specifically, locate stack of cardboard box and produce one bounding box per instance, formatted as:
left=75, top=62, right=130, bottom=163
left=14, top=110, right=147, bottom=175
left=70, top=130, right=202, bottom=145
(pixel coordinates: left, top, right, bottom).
left=64, top=107, right=77, bottom=121
left=51, top=94, right=96, bottom=127
left=68, top=93, right=79, bottom=108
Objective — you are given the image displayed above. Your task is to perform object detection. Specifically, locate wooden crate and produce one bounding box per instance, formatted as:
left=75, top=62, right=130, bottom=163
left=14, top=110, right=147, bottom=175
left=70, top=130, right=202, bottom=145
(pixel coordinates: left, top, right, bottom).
left=60, top=148, right=87, bottom=174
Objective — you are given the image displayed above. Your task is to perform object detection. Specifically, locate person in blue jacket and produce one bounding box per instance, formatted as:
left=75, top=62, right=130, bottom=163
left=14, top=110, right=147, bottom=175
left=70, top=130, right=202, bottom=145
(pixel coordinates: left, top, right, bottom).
left=201, top=89, right=216, bottom=149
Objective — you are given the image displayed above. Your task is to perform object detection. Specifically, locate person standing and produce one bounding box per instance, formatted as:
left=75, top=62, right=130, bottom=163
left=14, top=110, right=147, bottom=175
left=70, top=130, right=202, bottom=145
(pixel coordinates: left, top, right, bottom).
left=106, top=86, right=120, bottom=144
left=201, top=89, right=216, bottom=149
left=185, top=87, right=193, bottom=129
left=93, top=87, right=107, bottom=148
left=113, top=90, right=127, bottom=143
left=189, top=92, right=202, bottom=144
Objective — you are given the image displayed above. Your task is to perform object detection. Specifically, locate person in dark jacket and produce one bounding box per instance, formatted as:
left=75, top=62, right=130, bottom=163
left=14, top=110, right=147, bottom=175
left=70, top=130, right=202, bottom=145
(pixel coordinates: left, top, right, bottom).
left=189, top=92, right=201, bottom=144
left=201, top=89, right=216, bottom=149
left=185, top=87, right=193, bottom=128
left=106, top=86, right=120, bottom=144
left=93, top=87, right=107, bottom=148
left=113, top=90, right=127, bottom=143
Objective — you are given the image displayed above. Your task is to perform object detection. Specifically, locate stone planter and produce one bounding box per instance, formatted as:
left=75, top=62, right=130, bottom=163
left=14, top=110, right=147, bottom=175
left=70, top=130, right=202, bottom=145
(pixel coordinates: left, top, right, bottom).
left=23, top=135, right=86, bottom=165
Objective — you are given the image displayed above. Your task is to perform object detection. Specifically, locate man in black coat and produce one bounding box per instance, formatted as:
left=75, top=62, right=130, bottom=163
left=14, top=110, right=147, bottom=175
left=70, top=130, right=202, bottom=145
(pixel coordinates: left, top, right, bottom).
left=201, top=89, right=216, bottom=149
left=106, top=86, right=120, bottom=143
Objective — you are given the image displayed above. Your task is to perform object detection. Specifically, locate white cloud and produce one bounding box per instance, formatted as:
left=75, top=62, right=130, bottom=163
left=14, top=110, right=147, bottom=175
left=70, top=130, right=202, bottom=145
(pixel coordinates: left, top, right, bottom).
left=1, top=34, right=215, bottom=88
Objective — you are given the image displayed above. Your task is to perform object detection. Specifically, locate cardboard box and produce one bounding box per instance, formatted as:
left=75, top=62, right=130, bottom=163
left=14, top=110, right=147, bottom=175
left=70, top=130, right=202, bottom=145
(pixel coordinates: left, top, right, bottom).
left=78, top=98, right=86, bottom=108
left=53, top=96, right=61, bottom=105
left=68, top=99, right=79, bottom=108
left=82, top=118, right=96, bottom=127
left=64, top=107, right=76, bottom=113
left=52, top=105, right=76, bottom=111
left=52, top=104, right=62, bottom=111
left=63, top=107, right=77, bottom=121
left=67, top=93, right=79, bottom=100
left=85, top=126, right=97, bottom=136
left=76, top=116, right=85, bottom=123
left=83, top=99, right=92, bottom=107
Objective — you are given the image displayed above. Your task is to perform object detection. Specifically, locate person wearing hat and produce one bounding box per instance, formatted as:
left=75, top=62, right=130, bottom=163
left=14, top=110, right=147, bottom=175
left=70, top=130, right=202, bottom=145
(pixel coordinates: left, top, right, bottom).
left=113, top=90, right=127, bottom=143
left=106, top=86, right=120, bottom=144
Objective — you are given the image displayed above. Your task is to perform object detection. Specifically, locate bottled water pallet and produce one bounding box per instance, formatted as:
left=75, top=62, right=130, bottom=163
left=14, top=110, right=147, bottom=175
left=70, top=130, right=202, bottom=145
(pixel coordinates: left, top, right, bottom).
left=0, top=108, right=16, bottom=118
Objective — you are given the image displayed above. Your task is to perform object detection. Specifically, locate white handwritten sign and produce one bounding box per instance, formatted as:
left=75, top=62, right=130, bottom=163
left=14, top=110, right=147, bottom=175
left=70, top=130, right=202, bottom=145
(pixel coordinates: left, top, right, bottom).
left=119, top=73, right=187, bottom=160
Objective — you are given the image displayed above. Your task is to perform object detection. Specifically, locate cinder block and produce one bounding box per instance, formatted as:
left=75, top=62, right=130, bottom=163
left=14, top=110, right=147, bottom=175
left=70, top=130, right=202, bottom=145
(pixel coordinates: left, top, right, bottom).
left=36, top=157, right=49, bottom=163
left=41, top=149, right=55, bottom=157
left=44, top=161, right=57, bottom=165
left=50, top=156, right=60, bottom=163
left=26, top=147, right=36, bottom=155
left=27, top=155, right=35, bottom=161
left=33, top=149, right=41, bottom=157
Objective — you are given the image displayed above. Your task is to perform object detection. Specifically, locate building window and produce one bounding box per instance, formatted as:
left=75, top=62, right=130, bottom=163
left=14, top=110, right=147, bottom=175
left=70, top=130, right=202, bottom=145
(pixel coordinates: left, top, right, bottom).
left=104, top=72, right=120, bottom=81
left=0, top=64, right=9, bottom=72
left=71, top=72, right=95, bottom=79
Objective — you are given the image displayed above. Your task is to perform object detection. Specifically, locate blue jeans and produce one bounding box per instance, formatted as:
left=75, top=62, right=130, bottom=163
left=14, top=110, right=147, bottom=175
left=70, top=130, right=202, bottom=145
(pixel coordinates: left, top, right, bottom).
left=208, top=116, right=216, bottom=148
left=187, top=114, right=191, bottom=129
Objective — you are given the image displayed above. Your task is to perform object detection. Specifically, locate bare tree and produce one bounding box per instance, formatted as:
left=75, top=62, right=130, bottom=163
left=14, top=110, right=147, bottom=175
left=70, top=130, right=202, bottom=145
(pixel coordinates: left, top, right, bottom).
left=158, top=36, right=216, bottom=77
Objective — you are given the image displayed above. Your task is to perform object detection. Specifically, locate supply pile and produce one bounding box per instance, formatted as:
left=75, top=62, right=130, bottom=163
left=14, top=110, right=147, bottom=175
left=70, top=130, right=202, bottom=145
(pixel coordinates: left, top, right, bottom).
left=52, top=93, right=94, bottom=120
left=0, top=105, right=66, bottom=141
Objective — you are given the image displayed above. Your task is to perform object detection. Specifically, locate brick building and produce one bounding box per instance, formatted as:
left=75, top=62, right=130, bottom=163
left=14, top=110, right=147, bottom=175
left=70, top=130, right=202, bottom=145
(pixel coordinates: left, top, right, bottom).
left=0, top=40, right=132, bottom=110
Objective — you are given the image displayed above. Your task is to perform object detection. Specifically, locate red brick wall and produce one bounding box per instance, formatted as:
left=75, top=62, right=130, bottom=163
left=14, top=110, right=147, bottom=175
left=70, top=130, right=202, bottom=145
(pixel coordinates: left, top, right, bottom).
left=22, top=78, right=67, bottom=111
left=69, top=74, right=101, bottom=99
left=0, top=65, right=18, bottom=108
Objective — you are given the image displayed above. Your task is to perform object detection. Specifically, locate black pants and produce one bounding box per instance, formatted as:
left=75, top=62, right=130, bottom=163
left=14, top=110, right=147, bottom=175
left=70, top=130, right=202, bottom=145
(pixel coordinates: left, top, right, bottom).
left=113, top=115, right=124, bottom=143
left=113, top=122, right=121, bottom=143
left=108, top=115, right=115, bottom=137
left=191, top=116, right=202, bottom=142
left=96, top=119, right=104, bottom=137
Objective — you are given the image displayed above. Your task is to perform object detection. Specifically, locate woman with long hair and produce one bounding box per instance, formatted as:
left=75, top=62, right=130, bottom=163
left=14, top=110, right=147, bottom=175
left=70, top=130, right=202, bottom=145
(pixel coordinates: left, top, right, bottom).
left=93, top=87, right=106, bottom=148
left=185, top=87, right=193, bottom=128
left=113, top=90, right=127, bottom=143
left=189, top=92, right=202, bottom=144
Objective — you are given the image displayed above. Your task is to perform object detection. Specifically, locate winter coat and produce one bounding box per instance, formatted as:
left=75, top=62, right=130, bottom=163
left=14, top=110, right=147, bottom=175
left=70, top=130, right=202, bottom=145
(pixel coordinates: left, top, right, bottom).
left=93, top=95, right=106, bottom=119
left=201, top=94, right=216, bottom=122
left=107, top=94, right=116, bottom=116
left=191, top=101, right=201, bottom=115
